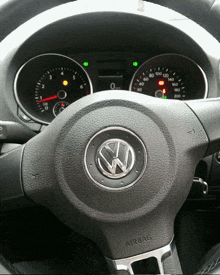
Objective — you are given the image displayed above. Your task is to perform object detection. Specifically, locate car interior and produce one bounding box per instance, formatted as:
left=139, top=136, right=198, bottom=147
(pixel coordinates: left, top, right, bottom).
left=0, top=0, right=220, bottom=274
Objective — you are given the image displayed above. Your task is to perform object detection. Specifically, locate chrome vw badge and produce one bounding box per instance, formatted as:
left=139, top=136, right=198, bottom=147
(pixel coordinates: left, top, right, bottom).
left=97, top=139, right=135, bottom=179
left=84, top=127, right=147, bottom=190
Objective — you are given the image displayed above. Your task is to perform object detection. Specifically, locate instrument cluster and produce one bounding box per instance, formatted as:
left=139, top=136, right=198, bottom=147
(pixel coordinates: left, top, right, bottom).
left=14, top=53, right=208, bottom=124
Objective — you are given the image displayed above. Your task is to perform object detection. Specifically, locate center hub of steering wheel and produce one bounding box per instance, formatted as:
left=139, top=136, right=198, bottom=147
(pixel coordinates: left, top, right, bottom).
left=84, top=127, right=147, bottom=190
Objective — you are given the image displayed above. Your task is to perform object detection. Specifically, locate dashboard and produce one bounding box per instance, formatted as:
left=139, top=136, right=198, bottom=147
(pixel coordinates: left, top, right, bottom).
left=15, top=52, right=207, bottom=124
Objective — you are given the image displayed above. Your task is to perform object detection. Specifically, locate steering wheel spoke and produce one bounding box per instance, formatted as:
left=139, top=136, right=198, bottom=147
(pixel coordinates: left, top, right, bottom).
left=105, top=238, right=181, bottom=275
left=186, top=98, right=220, bottom=156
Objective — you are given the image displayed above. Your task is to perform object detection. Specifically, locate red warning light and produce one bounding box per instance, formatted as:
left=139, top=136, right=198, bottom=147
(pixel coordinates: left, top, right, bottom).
left=158, top=80, right=165, bottom=86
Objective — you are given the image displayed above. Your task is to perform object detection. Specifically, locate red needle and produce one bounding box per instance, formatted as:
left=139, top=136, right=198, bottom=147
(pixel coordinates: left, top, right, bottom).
left=37, top=95, right=58, bottom=103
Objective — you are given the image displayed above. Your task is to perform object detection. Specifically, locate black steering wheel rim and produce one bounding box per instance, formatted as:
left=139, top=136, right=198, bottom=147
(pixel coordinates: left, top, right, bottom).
left=0, top=0, right=220, bottom=42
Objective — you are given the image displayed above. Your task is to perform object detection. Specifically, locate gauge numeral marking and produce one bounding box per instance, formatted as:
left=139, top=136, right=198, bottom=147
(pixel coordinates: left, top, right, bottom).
left=172, top=83, right=178, bottom=87
left=143, top=77, right=149, bottom=81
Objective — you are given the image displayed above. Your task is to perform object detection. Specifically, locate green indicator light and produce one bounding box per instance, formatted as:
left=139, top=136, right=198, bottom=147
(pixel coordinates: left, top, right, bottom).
left=83, top=62, right=89, bottom=67
left=133, top=62, right=138, bottom=67
left=163, top=95, right=167, bottom=99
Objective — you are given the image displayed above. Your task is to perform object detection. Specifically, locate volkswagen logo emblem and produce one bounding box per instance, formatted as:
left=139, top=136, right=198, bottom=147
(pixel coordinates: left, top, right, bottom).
left=96, top=139, right=135, bottom=179
left=84, top=127, right=147, bottom=190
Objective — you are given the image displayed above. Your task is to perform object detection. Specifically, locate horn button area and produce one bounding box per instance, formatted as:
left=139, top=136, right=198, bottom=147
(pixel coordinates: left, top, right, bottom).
left=84, top=127, right=147, bottom=190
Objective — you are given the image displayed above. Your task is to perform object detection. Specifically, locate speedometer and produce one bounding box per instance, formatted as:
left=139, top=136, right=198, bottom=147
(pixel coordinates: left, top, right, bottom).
left=15, top=54, right=92, bottom=124
left=131, top=67, right=186, bottom=100
left=130, top=54, right=207, bottom=100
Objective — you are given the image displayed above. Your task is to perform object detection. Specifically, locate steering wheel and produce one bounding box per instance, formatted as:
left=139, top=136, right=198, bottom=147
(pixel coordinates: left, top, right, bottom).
left=0, top=1, right=220, bottom=274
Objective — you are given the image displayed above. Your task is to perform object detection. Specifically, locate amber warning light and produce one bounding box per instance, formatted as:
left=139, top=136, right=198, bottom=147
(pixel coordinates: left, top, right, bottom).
left=63, top=80, right=68, bottom=86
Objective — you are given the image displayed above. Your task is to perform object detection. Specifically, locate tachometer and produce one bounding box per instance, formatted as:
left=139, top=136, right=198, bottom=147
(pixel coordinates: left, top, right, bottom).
left=35, top=67, right=89, bottom=118
left=130, top=54, right=207, bottom=100
left=15, top=54, right=92, bottom=124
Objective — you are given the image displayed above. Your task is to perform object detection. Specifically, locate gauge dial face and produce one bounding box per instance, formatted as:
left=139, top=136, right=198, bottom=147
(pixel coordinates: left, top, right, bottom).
left=131, top=67, right=186, bottom=100
left=53, top=101, right=70, bottom=117
left=35, top=67, right=89, bottom=119
left=15, top=54, right=92, bottom=124
left=130, top=54, right=207, bottom=100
